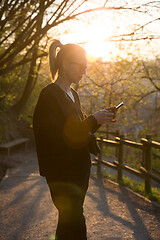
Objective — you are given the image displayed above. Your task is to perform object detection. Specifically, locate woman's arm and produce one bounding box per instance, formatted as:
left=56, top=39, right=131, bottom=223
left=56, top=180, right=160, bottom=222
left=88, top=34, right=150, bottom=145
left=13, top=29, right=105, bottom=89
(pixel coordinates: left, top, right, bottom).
left=72, top=88, right=115, bottom=134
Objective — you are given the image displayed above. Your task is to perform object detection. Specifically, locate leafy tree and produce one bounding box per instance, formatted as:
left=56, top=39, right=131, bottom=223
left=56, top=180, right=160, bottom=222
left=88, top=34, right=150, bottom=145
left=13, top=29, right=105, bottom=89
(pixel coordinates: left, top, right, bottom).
left=0, top=0, right=160, bottom=114
left=77, top=53, right=160, bottom=138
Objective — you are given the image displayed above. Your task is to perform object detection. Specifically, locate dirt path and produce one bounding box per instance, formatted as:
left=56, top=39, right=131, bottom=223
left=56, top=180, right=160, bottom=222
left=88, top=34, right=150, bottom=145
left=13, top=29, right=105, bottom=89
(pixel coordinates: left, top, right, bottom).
left=0, top=151, right=160, bottom=240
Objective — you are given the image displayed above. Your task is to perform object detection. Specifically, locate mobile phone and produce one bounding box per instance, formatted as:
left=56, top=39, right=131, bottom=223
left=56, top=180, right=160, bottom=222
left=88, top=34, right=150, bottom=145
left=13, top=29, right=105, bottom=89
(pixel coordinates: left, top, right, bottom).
left=116, top=102, right=124, bottom=110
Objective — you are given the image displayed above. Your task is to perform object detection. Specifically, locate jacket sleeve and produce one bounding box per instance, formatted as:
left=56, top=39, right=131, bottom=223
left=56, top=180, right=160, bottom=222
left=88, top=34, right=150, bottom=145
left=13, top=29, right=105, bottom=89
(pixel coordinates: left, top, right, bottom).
left=83, top=114, right=101, bottom=134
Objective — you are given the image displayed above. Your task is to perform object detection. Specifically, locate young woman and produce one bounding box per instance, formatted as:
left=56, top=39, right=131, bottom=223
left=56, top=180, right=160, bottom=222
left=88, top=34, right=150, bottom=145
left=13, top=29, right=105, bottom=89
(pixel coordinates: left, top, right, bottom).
left=33, top=40, right=116, bottom=240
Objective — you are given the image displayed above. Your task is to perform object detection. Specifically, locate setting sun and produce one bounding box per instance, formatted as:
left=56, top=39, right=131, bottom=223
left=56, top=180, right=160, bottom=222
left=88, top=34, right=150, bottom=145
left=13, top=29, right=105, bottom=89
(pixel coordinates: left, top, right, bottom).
left=51, top=4, right=160, bottom=62
left=84, top=41, right=116, bottom=61
left=56, top=11, right=119, bottom=61
left=82, top=19, right=116, bottom=60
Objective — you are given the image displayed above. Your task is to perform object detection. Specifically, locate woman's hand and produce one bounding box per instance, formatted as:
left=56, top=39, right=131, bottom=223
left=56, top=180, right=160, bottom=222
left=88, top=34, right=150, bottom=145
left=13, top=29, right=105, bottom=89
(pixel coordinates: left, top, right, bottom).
left=93, top=107, right=117, bottom=125
left=106, top=106, right=117, bottom=122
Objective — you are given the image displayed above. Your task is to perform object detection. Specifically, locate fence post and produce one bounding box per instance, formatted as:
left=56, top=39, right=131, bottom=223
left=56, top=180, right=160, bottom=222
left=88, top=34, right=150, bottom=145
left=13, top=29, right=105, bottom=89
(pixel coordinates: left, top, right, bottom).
left=115, top=130, right=120, bottom=159
left=97, top=137, right=103, bottom=176
left=106, top=124, right=109, bottom=139
left=117, top=134, right=124, bottom=183
left=144, top=134, right=152, bottom=195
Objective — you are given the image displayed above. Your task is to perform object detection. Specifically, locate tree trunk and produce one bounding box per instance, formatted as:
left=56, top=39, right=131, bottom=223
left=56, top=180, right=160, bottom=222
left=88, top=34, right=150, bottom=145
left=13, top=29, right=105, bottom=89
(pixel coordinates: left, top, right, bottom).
left=12, top=46, right=38, bottom=113
left=12, top=1, right=45, bottom=113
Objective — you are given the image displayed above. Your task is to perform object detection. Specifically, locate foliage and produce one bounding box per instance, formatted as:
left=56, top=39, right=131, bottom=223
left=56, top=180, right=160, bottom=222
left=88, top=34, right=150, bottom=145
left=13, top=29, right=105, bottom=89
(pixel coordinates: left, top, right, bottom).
left=1, top=0, right=126, bottom=112
left=1, top=0, right=160, bottom=112
left=78, top=58, right=160, bottom=138
left=0, top=0, right=160, bottom=142
left=0, top=55, right=29, bottom=107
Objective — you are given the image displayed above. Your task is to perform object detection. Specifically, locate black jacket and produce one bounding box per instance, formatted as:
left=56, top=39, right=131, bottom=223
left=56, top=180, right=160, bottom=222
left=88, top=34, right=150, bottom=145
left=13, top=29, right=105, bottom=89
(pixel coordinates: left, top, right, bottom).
left=33, top=83, right=100, bottom=189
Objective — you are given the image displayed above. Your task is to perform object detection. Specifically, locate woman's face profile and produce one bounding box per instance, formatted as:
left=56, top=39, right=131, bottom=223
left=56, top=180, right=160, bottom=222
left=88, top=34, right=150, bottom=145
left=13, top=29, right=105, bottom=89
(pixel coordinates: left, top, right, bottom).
left=64, top=52, right=87, bottom=84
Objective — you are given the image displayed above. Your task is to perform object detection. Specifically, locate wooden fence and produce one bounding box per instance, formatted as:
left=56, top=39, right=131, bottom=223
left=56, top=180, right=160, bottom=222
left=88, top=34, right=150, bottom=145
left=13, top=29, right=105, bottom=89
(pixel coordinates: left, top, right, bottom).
left=92, top=134, right=160, bottom=195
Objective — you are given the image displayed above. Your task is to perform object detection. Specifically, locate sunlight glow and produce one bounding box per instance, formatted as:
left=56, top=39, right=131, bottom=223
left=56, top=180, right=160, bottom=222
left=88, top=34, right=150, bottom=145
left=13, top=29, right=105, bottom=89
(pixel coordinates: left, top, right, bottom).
left=82, top=21, right=117, bottom=61
left=85, top=41, right=116, bottom=61
left=50, top=7, right=160, bottom=62
left=57, top=12, right=119, bottom=61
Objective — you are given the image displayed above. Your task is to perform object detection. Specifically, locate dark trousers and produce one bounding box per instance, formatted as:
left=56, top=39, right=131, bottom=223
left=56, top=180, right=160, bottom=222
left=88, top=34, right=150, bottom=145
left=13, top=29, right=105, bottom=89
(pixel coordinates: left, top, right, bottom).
left=46, top=180, right=87, bottom=240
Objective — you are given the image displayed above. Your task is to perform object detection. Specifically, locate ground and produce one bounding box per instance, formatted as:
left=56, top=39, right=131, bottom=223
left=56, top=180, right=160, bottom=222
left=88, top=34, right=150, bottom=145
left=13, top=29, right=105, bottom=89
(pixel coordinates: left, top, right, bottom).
left=0, top=150, right=160, bottom=240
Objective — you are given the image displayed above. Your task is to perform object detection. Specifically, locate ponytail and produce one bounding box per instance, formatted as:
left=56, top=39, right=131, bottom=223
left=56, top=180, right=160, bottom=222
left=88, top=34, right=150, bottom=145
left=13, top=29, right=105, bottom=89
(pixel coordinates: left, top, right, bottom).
left=48, top=39, right=63, bottom=80
left=49, top=39, right=86, bottom=81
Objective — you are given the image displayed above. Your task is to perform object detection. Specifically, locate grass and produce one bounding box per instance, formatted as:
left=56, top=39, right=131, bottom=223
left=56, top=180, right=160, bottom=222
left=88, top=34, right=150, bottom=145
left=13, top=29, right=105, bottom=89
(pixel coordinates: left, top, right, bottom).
left=102, top=170, right=160, bottom=205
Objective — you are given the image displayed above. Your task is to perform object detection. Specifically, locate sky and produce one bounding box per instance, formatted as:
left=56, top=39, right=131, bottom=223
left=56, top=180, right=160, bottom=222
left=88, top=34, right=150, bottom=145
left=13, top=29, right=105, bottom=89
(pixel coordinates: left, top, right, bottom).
left=49, top=0, right=160, bottom=61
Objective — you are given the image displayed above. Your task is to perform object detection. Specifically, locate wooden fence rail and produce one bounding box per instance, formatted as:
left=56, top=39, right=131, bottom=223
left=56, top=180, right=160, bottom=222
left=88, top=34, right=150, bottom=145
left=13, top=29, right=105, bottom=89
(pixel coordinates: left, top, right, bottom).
left=93, top=134, right=160, bottom=195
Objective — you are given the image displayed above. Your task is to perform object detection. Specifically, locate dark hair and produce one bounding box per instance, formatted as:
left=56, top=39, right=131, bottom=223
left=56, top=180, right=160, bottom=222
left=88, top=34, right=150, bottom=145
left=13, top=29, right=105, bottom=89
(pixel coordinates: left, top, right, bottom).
left=48, top=39, right=86, bottom=80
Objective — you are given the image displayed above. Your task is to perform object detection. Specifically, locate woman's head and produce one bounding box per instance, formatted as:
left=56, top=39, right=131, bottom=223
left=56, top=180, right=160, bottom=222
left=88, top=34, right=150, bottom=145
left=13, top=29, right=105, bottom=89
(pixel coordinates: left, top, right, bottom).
left=49, top=40, right=87, bottom=83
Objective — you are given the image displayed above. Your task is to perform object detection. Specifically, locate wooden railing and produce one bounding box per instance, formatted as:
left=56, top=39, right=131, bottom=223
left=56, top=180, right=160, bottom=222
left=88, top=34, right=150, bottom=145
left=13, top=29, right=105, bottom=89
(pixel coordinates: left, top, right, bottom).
left=96, top=130, right=120, bottom=139
left=92, top=134, right=160, bottom=194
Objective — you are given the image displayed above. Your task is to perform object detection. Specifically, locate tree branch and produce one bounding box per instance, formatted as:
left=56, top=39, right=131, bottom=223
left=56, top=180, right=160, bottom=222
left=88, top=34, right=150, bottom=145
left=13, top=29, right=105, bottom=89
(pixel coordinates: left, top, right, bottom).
left=110, top=17, right=160, bottom=40
left=133, top=90, right=157, bottom=108
left=142, top=61, right=160, bottom=91
left=0, top=52, right=47, bottom=76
